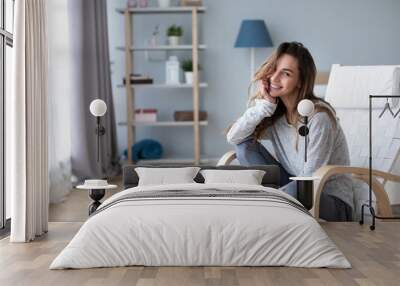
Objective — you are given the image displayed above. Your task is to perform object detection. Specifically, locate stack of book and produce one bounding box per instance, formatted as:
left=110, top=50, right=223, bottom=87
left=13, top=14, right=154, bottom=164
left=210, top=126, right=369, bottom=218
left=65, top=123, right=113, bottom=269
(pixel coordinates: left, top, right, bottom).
left=123, top=74, right=153, bottom=85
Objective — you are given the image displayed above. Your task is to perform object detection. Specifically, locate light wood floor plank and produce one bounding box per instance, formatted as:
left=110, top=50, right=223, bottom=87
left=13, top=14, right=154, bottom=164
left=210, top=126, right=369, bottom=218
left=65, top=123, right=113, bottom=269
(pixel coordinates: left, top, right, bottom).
left=1, top=222, right=400, bottom=286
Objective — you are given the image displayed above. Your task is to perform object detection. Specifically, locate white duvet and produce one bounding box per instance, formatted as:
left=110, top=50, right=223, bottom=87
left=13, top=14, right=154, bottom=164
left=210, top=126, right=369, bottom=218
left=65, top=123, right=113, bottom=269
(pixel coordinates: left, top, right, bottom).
left=50, top=183, right=351, bottom=269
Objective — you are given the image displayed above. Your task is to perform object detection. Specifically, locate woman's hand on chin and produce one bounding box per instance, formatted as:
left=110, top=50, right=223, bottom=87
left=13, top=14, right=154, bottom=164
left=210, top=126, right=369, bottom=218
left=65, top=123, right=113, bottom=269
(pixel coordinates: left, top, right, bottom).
left=259, top=80, right=277, bottom=104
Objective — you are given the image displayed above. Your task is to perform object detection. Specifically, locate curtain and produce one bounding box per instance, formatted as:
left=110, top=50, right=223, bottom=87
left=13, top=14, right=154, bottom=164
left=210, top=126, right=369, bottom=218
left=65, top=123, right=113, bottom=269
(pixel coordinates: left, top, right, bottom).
left=69, top=0, right=119, bottom=181
left=8, top=0, right=49, bottom=242
left=47, top=0, right=73, bottom=204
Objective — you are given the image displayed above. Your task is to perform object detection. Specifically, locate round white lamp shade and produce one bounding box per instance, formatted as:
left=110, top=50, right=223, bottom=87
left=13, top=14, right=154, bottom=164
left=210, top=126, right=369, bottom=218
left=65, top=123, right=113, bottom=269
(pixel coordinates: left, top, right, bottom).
left=90, top=99, right=107, bottom=117
left=297, top=99, right=315, bottom=117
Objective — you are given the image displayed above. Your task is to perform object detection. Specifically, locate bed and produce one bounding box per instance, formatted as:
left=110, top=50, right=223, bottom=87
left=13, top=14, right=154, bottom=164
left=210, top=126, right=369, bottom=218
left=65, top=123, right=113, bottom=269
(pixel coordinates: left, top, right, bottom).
left=50, top=165, right=350, bottom=269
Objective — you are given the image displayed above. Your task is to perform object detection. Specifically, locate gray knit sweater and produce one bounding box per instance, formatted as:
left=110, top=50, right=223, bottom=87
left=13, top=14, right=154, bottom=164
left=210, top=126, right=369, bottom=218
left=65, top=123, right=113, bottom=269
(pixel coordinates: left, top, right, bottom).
left=227, top=99, right=354, bottom=209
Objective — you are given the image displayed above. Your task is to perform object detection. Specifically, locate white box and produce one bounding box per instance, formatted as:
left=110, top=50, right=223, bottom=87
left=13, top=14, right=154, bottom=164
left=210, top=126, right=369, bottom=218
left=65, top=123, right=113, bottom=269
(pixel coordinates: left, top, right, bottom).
left=135, top=109, right=157, bottom=122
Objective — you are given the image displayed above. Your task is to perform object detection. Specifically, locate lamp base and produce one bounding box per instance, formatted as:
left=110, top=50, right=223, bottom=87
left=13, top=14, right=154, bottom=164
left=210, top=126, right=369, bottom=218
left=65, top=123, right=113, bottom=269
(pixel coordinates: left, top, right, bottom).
left=88, top=189, right=105, bottom=215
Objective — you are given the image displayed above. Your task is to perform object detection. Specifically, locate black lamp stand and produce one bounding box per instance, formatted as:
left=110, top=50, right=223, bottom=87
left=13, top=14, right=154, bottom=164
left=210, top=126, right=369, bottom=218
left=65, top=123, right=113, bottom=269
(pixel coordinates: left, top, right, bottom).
left=298, top=116, right=309, bottom=162
left=95, top=116, right=106, bottom=162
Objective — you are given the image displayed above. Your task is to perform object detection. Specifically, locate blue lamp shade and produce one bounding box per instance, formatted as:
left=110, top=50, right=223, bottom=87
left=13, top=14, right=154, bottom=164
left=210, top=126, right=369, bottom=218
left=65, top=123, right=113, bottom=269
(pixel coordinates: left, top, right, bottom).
left=234, top=20, right=273, bottom=48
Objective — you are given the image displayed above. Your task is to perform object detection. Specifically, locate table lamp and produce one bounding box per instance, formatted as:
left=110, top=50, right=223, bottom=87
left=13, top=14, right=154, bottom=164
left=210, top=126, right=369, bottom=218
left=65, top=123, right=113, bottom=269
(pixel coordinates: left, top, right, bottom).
left=89, top=99, right=107, bottom=162
left=234, top=19, right=273, bottom=80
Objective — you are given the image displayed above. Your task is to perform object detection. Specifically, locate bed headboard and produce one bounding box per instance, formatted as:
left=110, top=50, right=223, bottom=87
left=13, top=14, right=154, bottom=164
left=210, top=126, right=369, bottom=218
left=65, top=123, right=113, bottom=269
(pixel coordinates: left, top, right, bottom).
left=122, top=165, right=281, bottom=189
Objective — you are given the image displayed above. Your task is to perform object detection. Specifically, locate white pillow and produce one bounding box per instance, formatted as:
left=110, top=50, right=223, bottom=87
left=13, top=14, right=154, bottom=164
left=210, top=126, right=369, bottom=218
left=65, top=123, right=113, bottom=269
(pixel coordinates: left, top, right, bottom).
left=200, top=169, right=266, bottom=185
left=135, top=167, right=201, bottom=186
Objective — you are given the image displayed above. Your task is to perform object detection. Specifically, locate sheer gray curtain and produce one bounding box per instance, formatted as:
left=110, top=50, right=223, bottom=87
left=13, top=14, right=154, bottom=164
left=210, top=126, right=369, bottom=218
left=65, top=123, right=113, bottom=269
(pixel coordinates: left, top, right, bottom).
left=48, top=0, right=73, bottom=204
left=69, top=0, right=119, bottom=180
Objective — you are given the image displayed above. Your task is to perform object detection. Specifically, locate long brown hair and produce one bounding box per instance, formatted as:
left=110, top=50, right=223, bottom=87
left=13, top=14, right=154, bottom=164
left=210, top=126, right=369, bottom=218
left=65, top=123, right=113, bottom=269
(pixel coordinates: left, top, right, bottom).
left=249, top=42, right=336, bottom=140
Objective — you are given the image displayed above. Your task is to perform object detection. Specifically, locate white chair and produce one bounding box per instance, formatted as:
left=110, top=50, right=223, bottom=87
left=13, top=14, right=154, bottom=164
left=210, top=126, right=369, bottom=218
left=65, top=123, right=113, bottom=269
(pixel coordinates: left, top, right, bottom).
left=219, top=64, right=400, bottom=219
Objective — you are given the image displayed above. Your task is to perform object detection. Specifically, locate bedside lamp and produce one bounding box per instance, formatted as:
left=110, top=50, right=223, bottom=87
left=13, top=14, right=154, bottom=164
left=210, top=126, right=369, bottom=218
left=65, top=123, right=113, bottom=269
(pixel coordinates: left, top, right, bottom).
left=297, top=99, right=315, bottom=162
left=234, top=19, right=273, bottom=80
left=89, top=99, right=107, bottom=162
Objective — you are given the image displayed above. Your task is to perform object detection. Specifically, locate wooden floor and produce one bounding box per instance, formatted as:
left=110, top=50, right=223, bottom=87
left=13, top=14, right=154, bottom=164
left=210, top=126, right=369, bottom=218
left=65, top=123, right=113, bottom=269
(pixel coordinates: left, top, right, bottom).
left=1, top=221, right=399, bottom=286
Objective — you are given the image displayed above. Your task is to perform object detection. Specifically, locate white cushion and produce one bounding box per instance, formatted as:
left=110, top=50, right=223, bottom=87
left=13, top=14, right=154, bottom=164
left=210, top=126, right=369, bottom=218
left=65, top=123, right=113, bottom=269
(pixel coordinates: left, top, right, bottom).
left=135, top=167, right=200, bottom=186
left=200, top=169, right=265, bottom=185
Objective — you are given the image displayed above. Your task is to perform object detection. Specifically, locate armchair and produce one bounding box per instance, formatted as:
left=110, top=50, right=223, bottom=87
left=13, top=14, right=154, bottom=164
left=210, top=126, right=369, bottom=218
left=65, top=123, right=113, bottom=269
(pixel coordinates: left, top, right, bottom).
left=219, top=64, right=400, bottom=220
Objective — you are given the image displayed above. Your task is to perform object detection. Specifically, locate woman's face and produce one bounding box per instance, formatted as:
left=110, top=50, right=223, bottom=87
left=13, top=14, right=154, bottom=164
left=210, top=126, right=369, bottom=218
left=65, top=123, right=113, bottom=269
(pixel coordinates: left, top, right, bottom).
left=265, top=54, right=301, bottom=98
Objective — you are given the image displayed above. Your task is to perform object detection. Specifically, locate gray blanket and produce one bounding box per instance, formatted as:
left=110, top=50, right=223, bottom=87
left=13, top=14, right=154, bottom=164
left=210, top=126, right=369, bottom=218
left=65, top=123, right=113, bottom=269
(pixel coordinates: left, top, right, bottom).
left=91, top=189, right=310, bottom=217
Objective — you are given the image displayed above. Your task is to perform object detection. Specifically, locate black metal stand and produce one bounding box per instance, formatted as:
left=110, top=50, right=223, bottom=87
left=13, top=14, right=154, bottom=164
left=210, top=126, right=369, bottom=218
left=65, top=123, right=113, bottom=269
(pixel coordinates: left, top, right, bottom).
left=95, top=116, right=106, bottom=163
left=359, top=95, right=400, bottom=230
left=298, top=117, right=309, bottom=162
left=296, top=180, right=313, bottom=210
left=88, top=189, right=105, bottom=215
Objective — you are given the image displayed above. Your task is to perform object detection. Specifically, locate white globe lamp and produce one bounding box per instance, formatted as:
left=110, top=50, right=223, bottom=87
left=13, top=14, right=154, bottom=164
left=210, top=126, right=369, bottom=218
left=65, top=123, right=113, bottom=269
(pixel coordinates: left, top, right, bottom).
left=297, top=99, right=314, bottom=117
left=90, top=99, right=107, bottom=117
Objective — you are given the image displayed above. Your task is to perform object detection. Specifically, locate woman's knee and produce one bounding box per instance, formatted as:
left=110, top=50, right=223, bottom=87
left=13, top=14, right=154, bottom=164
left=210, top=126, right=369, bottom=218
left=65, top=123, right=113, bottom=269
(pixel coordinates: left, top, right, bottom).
left=235, top=142, right=249, bottom=165
left=235, top=139, right=254, bottom=157
left=234, top=139, right=265, bottom=165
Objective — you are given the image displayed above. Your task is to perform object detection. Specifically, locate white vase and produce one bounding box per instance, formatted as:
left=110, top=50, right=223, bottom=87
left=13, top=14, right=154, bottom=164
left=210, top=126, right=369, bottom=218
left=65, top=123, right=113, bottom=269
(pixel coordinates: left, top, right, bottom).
left=158, top=0, right=171, bottom=8
left=184, top=72, right=193, bottom=84
left=166, top=56, right=181, bottom=84
left=168, top=36, right=180, bottom=46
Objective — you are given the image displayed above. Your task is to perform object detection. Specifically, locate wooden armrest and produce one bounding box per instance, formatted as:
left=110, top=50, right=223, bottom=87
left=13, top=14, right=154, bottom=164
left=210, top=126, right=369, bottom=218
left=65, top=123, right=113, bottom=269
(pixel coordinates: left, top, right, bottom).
left=311, top=165, right=394, bottom=218
left=217, top=150, right=236, bottom=166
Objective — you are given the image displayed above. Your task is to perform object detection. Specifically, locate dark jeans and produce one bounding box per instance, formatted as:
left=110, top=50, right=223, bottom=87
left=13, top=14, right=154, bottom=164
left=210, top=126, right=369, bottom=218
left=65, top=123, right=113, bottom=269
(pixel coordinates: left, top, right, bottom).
left=234, top=138, right=352, bottom=221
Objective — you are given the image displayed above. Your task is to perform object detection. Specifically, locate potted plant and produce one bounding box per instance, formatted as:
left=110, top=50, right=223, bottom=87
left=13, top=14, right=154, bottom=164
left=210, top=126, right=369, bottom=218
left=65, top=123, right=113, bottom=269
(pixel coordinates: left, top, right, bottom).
left=181, top=58, right=201, bottom=84
left=167, top=25, right=183, bottom=46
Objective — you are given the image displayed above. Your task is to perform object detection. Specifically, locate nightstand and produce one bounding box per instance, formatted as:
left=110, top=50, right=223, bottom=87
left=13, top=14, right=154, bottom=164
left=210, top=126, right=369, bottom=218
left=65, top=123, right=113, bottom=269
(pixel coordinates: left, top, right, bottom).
left=77, top=181, right=117, bottom=215
left=289, top=176, right=318, bottom=210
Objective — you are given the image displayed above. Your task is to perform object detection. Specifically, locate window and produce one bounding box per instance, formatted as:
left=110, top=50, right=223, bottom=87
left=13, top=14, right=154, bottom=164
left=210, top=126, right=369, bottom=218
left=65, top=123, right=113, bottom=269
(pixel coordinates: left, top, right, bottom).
left=0, top=0, right=14, bottom=232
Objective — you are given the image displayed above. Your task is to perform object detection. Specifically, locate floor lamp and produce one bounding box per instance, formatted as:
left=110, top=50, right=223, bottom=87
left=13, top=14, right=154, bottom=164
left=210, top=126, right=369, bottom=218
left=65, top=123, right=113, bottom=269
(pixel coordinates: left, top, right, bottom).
left=234, top=19, right=273, bottom=81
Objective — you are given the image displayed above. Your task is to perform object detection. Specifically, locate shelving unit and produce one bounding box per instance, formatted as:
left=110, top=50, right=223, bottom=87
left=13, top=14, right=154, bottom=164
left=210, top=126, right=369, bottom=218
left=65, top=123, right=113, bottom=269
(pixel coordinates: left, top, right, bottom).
left=117, top=6, right=207, bottom=165
left=118, top=121, right=209, bottom=127
left=117, top=83, right=208, bottom=89
left=136, top=157, right=218, bottom=165
left=116, top=45, right=207, bottom=51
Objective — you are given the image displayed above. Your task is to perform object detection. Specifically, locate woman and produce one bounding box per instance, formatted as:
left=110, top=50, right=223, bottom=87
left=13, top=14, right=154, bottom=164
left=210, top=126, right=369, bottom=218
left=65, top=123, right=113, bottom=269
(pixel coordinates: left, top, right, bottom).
left=226, top=42, right=353, bottom=221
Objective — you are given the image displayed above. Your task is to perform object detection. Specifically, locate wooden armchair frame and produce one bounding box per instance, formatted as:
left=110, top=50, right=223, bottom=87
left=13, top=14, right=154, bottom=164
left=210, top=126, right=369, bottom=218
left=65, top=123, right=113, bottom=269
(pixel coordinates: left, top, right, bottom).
left=217, top=152, right=397, bottom=219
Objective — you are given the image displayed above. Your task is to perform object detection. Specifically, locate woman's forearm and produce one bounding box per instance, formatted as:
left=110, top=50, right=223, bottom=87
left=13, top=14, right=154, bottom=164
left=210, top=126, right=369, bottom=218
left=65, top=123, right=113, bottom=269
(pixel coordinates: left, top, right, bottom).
left=227, top=99, right=277, bottom=145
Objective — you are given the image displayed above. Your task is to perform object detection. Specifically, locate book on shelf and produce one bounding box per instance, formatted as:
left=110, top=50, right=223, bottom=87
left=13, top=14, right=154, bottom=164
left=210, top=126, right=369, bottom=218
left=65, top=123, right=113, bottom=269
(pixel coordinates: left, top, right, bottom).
left=123, top=74, right=153, bottom=85
left=174, top=110, right=208, bottom=121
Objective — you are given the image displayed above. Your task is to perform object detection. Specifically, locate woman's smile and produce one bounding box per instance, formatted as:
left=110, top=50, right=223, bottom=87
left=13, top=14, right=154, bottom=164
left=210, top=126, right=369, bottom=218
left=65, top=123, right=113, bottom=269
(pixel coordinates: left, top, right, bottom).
left=270, top=83, right=282, bottom=90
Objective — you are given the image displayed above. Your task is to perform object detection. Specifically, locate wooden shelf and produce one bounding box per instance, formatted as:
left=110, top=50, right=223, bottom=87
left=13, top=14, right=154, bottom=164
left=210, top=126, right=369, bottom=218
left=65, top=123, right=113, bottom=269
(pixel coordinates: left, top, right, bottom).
left=118, top=121, right=208, bottom=127
left=116, top=7, right=206, bottom=14
left=120, top=6, right=205, bottom=164
left=118, top=83, right=208, bottom=89
left=136, top=157, right=218, bottom=165
left=116, top=45, right=207, bottom=51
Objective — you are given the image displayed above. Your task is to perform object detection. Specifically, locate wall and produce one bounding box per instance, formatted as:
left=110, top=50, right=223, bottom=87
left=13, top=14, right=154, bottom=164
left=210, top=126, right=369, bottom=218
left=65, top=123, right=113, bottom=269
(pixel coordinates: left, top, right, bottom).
left=107, top=0, right=400, bottom=160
